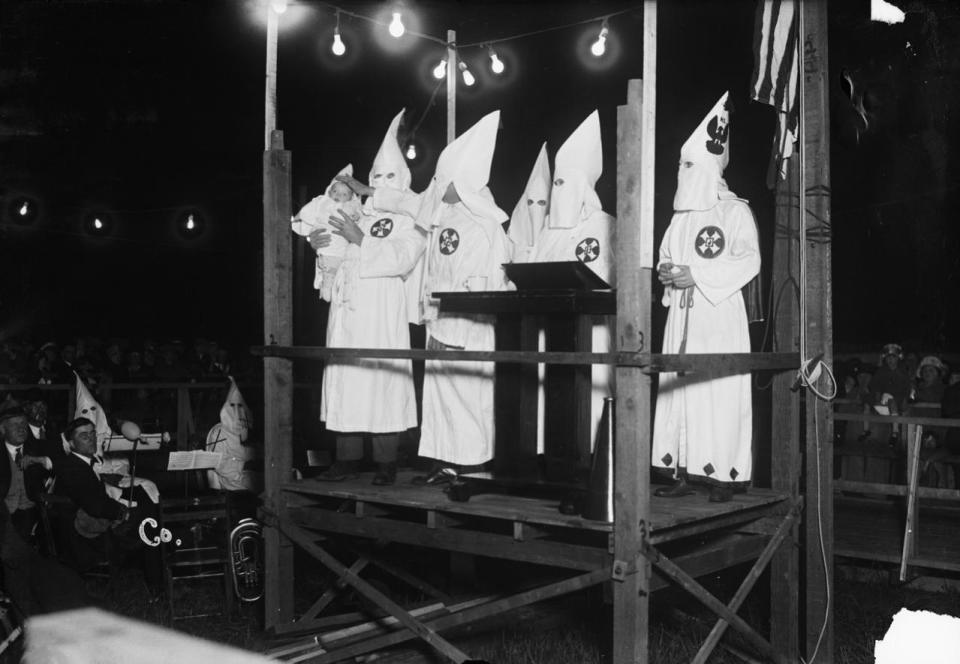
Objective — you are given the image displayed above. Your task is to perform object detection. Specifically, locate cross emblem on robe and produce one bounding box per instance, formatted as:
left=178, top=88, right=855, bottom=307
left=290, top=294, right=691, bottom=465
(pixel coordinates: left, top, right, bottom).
left=695, top=226, right=725, bottom=259
left=370, top=218, right=393, bottom=238
left=575, top=237, right=600, bottom=263
left=439, top=228, right=460, bottom=255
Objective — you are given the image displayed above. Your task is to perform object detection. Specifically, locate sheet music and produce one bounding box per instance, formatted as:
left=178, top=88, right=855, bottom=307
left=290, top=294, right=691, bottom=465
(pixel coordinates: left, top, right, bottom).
left=167, top=450, right=222, bottom=471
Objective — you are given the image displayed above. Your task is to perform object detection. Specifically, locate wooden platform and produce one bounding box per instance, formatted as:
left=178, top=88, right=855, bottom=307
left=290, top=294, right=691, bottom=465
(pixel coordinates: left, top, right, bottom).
left=835, top=496, right=960, bottom=573
left=282, top=472, right=788, bottom=550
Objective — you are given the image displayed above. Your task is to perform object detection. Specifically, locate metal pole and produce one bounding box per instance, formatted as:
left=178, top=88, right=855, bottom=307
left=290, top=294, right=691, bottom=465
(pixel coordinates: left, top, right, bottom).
left=446, top=29, right=456, bottom=144
left=265, top=6, right=279, bottom=150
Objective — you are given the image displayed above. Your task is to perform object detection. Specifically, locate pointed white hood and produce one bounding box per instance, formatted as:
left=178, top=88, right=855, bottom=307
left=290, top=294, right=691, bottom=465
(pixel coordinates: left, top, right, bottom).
left=674, top=92, right=737, bottom=212
left=415, top=110, right=508, bottom=236
left=74, top=374, right=112, bottom=456
left=548, top=110, right=603, bottom=229
left=509, top=142, right=551, bottom=249
left=368, top=109, right=412, bottom=193
left=219, top=377, right=252, bottom=442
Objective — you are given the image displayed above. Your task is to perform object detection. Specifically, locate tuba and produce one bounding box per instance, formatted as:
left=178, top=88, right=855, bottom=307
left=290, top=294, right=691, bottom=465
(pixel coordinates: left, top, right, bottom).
left=228, top=518, right=264, bottom=603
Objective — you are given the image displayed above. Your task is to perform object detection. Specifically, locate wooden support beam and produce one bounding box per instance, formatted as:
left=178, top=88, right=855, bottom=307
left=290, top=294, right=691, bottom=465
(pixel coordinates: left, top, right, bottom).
left=801, top=1, right=834, bottom=659
left=613, top=71, right=651, bottom=664
left=692, top=501, right=801, bottom=664
left=252, top=345, right=799, bottom=374
left=282, top=522, right=476, bottom=663
left=263, top=129, right=295, bottom=629
left=769, top=109, right=802, bottom=661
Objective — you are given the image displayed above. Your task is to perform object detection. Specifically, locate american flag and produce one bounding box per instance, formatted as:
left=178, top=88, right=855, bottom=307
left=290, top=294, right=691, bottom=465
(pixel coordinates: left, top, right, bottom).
left=750, top=0, right=800, bottom=188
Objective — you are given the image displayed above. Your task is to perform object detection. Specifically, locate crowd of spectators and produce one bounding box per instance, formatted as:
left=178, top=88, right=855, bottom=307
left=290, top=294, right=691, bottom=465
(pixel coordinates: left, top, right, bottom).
left=0, top=337, right=259, bottom=388
left=837, top=342, right=960, bottom=486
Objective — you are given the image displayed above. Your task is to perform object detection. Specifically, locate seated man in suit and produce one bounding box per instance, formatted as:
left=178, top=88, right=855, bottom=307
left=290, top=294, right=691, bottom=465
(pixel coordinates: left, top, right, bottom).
left=54, top=417, right=134, bottom=541
left=0, top=404, right=53, bottom=543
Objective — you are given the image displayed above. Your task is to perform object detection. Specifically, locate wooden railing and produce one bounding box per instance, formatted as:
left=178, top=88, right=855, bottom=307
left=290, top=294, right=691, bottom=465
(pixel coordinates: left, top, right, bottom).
left=831, top=401, right=960, bottom=579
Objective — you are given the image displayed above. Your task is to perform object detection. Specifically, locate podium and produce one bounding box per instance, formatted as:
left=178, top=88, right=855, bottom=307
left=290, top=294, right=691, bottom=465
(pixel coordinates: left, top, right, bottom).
left=433, top=289, right=615, bottom=487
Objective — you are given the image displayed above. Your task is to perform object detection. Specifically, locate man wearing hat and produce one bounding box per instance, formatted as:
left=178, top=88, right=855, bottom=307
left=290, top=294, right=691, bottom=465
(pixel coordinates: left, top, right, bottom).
left=0, top=403, right=53, bottom=542
left=651, top=92, right=761, bottom=503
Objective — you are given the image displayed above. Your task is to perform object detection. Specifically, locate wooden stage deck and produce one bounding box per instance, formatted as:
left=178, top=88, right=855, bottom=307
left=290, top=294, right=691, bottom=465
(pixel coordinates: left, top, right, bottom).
left=280, top=473, right=790, bottom=571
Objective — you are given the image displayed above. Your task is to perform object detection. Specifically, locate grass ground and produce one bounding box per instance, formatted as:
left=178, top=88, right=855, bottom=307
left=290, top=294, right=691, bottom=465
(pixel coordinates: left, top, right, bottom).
left=71, top=555, right=960, bottom=664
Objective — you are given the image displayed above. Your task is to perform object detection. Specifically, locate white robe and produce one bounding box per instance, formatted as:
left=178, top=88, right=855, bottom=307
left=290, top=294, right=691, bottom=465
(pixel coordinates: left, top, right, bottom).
left=419, top=204, right=512, bottom=466
left=652, top=199, right=760, bottom=485
left=527, top=208, right=616, bottom=454
left=320, top=209, right=425, bottom=433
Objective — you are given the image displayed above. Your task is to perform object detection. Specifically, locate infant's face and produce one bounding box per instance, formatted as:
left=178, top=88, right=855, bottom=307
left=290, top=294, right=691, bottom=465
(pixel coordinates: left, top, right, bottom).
left=329, top=182, right=354, bottom=204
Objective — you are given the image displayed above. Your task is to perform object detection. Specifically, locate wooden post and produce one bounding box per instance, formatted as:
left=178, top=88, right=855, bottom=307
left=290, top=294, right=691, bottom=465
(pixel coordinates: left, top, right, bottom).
left=801, top=1, right=834, bottom=660
left=613, top=72, right=651, bottom=664
left=446, top=30, right=456, bottom=144
left=264, top=6, right=278, bottom=150
left=263, top=129, right=295, bottom=630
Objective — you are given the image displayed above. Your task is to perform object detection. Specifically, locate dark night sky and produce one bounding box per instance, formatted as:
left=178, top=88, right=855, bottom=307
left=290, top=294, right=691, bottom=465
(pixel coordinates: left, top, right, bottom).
left=1, top=0, right=958, bottom=353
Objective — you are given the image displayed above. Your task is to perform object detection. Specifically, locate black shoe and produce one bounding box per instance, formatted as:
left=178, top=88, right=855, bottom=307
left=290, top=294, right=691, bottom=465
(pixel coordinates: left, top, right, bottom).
left=412, top=465, right=458, bottom=486
left=654, top=478, right=695, bottom=498
left=708, top=485, right=734, bottom=503
left=316, top=460, right=360, bottom=482
left=372, top=462, right=397, bottom=486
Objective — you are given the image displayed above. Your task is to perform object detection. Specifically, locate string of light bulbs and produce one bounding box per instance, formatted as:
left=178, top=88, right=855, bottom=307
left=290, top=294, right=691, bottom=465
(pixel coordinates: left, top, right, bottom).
left=270, top=0, right=635, bottom=78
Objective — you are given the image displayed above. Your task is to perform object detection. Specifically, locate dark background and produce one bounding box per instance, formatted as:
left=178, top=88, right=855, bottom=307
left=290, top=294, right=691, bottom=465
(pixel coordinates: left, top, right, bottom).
left=1, top=0, right=957, bottom=354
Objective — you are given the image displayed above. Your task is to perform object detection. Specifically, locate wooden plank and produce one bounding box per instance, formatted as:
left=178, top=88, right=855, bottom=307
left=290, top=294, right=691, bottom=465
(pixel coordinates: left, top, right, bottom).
left=614, top=74, right=650, bottom=664
left=282, top=523, right=475, bottom=664
left=253, top=345, right=800, bottom=374
left=801, top=1, right=834, bottom=660
left=281, top=472, right=787, bottom=534
left=287, top=507, right=609, bottom=571
left=834, top=481, right=960, bottom=501
left=833, top=412, right=960, bottom=427
left=639, top=541, right=784, bottom=664
left=692, top=502, right=800, bottom=664
left=900, top=425, right=922, bottom=581
left=263, top=129, right=295, bottom=629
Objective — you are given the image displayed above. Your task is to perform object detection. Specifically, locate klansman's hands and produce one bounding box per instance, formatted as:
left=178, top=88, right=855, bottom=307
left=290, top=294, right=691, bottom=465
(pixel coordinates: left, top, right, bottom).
left=308, top=229, right=332, bottom=251
left=329, top=209, right=364, bottom=246
left=335, top=174, right=375, bottom=198
left=657, top=262, right=695, bottom=289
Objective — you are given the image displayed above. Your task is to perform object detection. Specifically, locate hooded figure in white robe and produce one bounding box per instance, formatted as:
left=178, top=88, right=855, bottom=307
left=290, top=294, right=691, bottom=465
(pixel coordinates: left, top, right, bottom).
left=73, top=374, right=160, bottom=504
left=414, top=110, right=512, bottom=471
left=652, top=92, right=761, bottom=501
left=206, top=378, right=259, bottom=492
left=319, top=109, right=424, bottom=448
left=526, top=111, right=616, bottom=456
left=507, top=143, right=551, bottom=263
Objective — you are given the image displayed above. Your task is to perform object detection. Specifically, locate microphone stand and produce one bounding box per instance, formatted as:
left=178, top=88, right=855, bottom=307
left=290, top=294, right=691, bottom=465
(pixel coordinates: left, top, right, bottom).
left=127, top=436, right=140, bottom=507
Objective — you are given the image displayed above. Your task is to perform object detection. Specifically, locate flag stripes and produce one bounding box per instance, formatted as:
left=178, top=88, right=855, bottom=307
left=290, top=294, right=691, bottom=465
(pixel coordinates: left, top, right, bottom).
left=750, top=0, right=800, bottom=187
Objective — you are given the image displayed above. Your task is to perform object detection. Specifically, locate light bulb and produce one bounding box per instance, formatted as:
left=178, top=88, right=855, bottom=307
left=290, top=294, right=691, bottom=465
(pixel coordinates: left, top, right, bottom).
left=18, top=203, right=28, bottom=216
left=489, top=51, right=504, bottom=75
left=93, top=218, right=103, bottom=230
left=388, top=11, right=405, bottom=38
left=270, top=0, right=288, bottom=15
left=432, top=59, right=447, bottom=80
left=405, top=143, right=417, bottom=160
left=590, top=26, right=608, bottom=57
left=332, top=29, right=345, bottom=56
left=458, top=61, right=475, bottom=87
left=186, top=214, right=196, bottom=231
